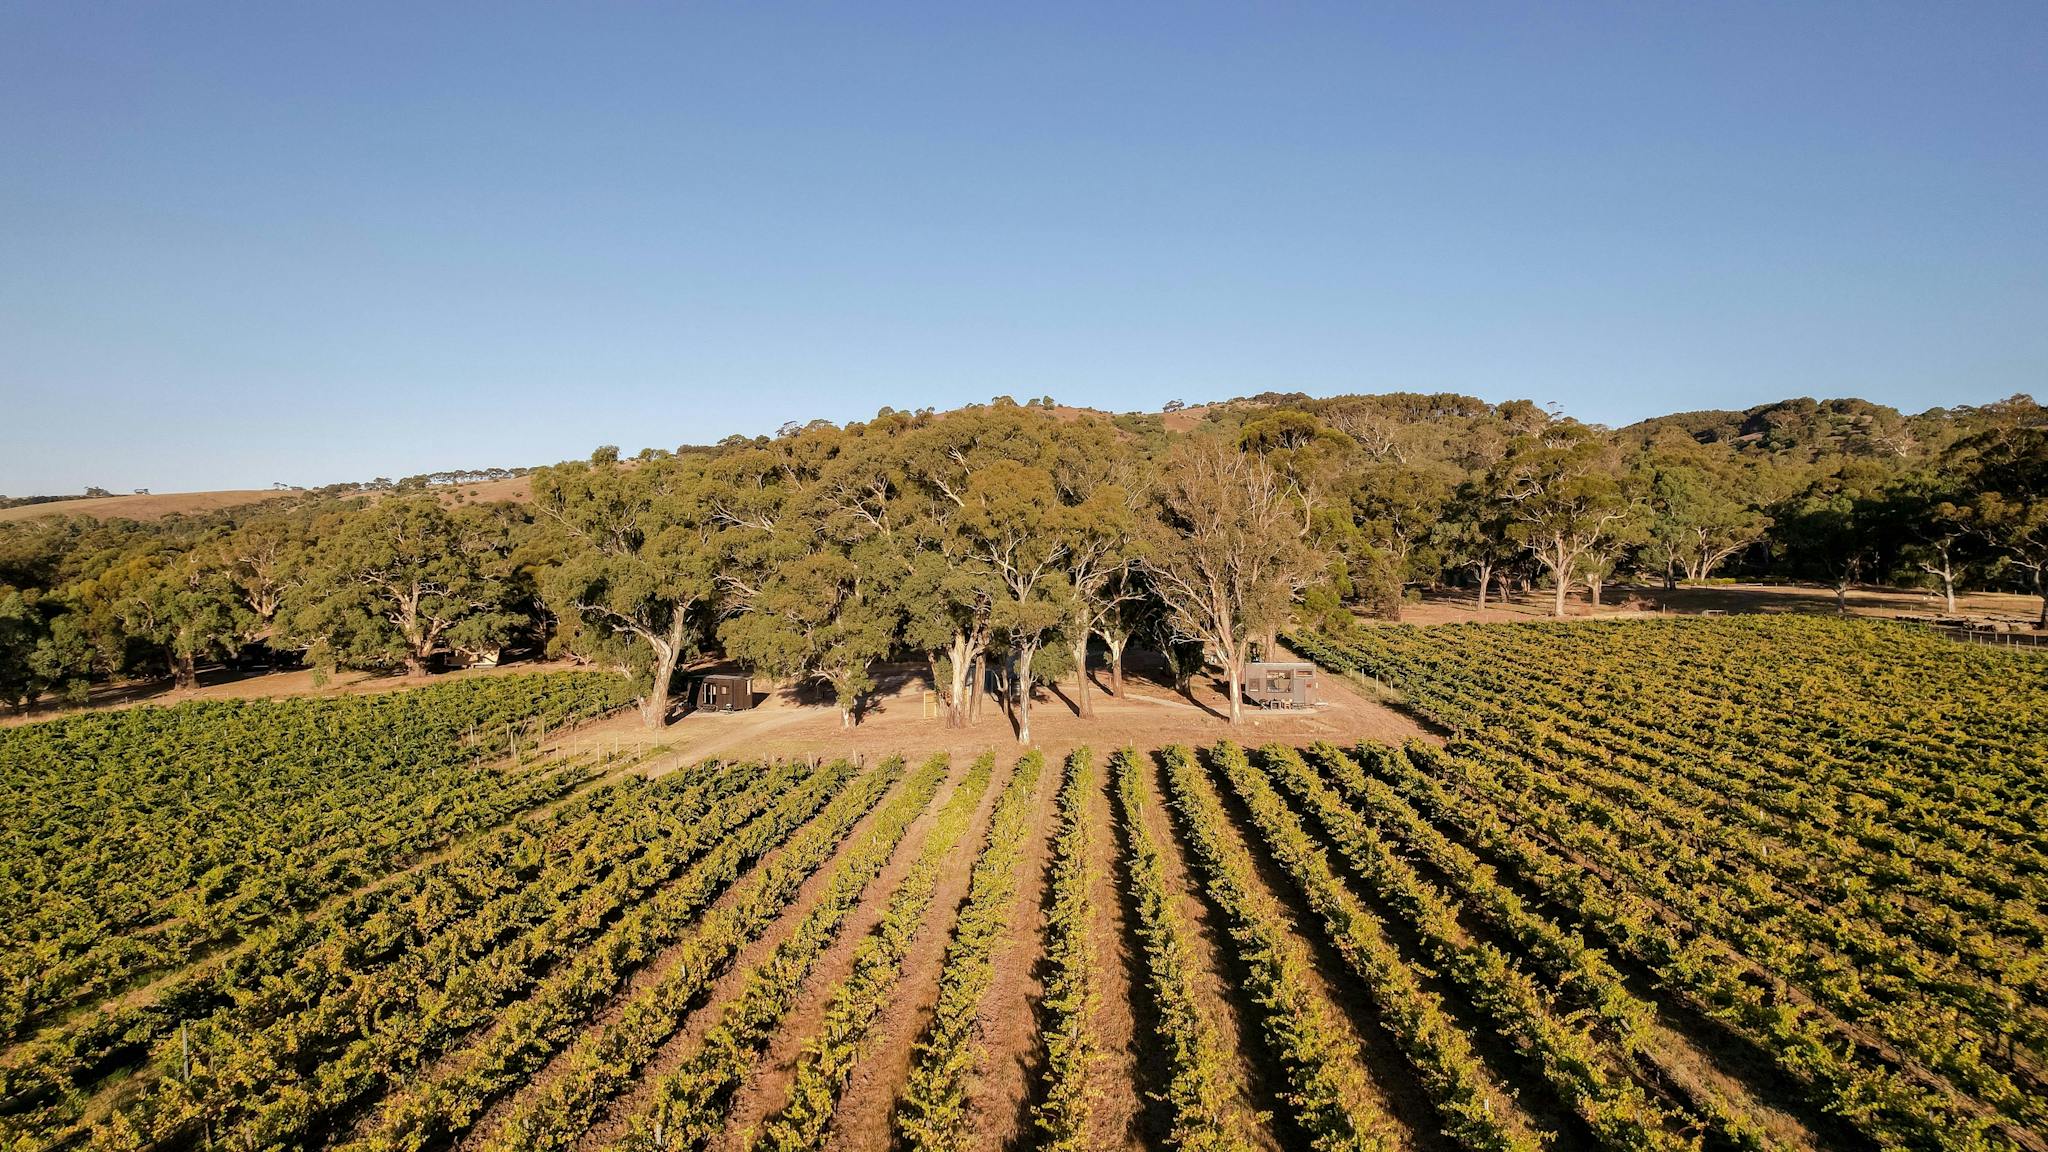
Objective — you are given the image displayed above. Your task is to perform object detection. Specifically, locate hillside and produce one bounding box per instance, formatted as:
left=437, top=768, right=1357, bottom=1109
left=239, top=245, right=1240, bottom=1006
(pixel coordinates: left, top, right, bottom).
left=11, top=392, right=2036, bottom=525
left=0, top=474, right=533, bottom=523
left=0, top=489, right=284, bottom=524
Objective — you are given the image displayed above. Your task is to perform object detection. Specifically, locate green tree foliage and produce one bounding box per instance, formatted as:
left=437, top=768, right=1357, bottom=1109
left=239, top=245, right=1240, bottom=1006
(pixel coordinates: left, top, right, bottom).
left=721, top=550, right=897, bottom=726
left=3, top=389, right=2046, bottom=715
left=960, top=459, right=1070, bottom=743
left=1633, top=443, right=1772, bottom=587
left=1775, top=459, right=1894, bottom=611
left=1491, top=422, right=1633, bottom=617
left=1959, top=426, right=2048, bottom=625
left=117, top=550, right=251, bottom=689
left=1434, top=477, right=1521, bottom=610
left=0, top=585, right=54, bottom=708
left=1144, top=440, right=1322, bottom=725
left=287, top=497, right=521, bottom=677
left=531, top=456, right=717, bottom=726
left=1879, top=465, right=1980, bottom=613
left=219, top=512, right=312, bottom=640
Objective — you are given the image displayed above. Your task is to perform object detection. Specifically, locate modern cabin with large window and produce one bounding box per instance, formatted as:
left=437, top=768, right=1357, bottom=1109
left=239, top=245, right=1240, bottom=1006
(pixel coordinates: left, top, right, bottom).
left=1242, top=661, right=1320, bottom=709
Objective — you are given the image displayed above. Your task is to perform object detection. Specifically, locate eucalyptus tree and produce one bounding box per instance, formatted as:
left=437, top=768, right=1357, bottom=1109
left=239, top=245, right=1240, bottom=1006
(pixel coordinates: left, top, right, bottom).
left=221, top=512, right=312, bottom=645
left=0, top=586, right=57, bottom=708
left=287, top=496, right=520, bottom=678
left=1961, top=426, right=2048, bottom=625
left=1881, top=467, right=1977, bottom=613
left=720, top=549, right=896, bottom=726
left=1435, top=477, right=1520, bottom=610
left=1491, top=422, right=1633, bottom=617
left=1339, top=460, right=1454, bottom=618
left=1775, top=460, right=1892, bottom=612
left=1088, top=567, right=1150, bottom=698
left=1236, top=408, right=1356, bottom=527
left=955, top=458, right=1069, bottom=742
left=1144, top=439, right=1321, bottom=726
left=531, top=457, right=718, bottom=727
left=119, top=549, right=251, bottom=688
left=1347, top=462, right=1452, bottom=582
left=709, top=420, right=905, bottom=726
left=1634, top=445, right=1771, bottom=588
left=1058, top=484, right=1141, bottom=718
left=896, top=403, right=1061, bottom=731
left=895, top=546, right=998, bottom=728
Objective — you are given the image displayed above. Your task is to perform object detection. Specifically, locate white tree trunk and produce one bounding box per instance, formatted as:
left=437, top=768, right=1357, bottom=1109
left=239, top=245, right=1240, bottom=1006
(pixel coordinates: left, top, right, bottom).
left=641, top=611, right=691, bottom=729
left=1015, top=640, right=1038, bottom=743
left=947, top=636, right=975, bottom=728
left=1070, top=634, right=1093, bottom=718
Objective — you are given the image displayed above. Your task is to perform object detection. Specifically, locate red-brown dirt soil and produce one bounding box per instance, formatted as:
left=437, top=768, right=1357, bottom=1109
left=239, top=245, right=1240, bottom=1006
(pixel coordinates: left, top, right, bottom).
left=544, top=645, right=1438, bottom=778
left=952, top=752, right=1060, bottom=1152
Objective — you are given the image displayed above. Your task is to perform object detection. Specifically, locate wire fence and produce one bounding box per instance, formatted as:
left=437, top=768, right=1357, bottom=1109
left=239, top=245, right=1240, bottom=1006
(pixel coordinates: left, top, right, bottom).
left=1899, top=618, right=2048, bottom=651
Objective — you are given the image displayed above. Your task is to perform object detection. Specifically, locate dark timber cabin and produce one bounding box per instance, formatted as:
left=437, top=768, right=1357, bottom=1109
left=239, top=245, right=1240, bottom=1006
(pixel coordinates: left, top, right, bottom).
left=693, top=673, right=756, bottom=712
left=1242, top=661, right=1320, bottom=708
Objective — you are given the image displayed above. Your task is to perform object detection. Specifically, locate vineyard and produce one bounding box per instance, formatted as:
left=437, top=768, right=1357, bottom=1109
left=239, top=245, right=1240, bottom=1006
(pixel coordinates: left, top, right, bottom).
left=2, top=618, right=2043, bottom=1152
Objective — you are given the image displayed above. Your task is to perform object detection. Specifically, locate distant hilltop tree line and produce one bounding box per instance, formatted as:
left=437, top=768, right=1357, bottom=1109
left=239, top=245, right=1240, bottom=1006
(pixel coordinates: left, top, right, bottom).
left=0, top=488, right=122, bottom=509
left=1, top=392, right=2043, bottom=729
left=2, top=467, right=532, bottom=508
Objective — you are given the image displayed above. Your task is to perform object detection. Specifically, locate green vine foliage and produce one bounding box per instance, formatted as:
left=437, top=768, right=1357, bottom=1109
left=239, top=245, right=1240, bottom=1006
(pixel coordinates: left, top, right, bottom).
left=749, top=753, right=996, bottom=1152
left=1031, top=749, right=1098, bottom=1152
left=1290, top=618, right=2046, bottom=1152
left=0, top=672, right=631, bottom=1041
left=896, top=751, right=1043, bottom=1152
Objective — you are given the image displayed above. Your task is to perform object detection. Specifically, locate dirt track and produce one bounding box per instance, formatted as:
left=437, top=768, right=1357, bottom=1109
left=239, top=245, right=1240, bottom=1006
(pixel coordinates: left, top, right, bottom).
left=547, top=647, right=1438, bottom=780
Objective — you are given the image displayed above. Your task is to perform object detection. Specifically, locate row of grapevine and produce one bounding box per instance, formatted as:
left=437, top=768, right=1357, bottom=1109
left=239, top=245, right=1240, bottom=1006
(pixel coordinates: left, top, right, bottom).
left=1437, top=728, right=2047, bottom=1131
left=1416, top=629, right=2048, bottom=974
left=895, top=751, right=1045, bottom=1151
left=1489, top=690, right=2048, bottom=1015
left=1467, top=632, right=2048, bottom=907
left=0, top=671, right=634, bottom=1039
left=612, top=754, right=955, bottom=1152
left=1298, top=743, right=1650, bottom=1044
left=1235, top=743, right=1707, bottom=1152
left=1373, top=741, right=2018, bottom=1152
left=1107, top=748, right=1254, bottom=1152
left=1178, top=742, right=1539, bottom=1152
left=1298, top=742, right=1781, bottom=1151
left=88, top=757, right=835, bottom=1151
left=1509, top=723, right=2048, bottom=1105
left=1298, top=622, right=2048, bottom=903
left=1156, top=745, right=1391, bottom=1152
left=1029, top=749, right=1097, bottom=1152
left=747, top=753, right=997, bottom=1152
left=1, top=745, right=663, bottom=1147
left=336, top=756, right=881, bottom=1152
left=473, top=755, right=934, bottom=1152
left=1292, top=622, right=2048, bottom=1101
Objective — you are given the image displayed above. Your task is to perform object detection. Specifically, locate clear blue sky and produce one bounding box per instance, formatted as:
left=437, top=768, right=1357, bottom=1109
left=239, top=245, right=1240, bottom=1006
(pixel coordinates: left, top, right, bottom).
left=3, top=2, right=2043, bottom=494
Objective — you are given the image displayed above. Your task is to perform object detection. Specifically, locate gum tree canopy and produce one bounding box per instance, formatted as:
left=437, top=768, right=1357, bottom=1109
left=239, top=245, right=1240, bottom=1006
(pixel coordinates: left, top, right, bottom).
left=532, top=456, right=717, bottom=728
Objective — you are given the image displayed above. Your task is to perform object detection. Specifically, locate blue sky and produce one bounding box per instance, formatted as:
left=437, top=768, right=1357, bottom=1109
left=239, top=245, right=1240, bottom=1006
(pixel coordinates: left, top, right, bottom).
left=2, top=2, right=2043, bottom=493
